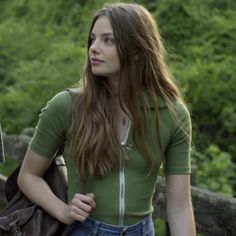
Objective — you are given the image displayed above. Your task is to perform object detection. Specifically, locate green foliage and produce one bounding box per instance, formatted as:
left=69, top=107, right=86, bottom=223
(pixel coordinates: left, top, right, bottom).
left=174, top=58, right=236, bottom=160
left=0, top=0, right=119, bottom=133
left=0, top=157, right=18, bottom=176
left=153, top=218, right=165, bottom=236
left=0, top=3, right=87, bottom=133
left=192, top=144, right=235, bottom=196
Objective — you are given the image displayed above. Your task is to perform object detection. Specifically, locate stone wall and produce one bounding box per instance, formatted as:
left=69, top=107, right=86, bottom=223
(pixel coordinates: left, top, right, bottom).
left=1, top=128, right=34, bottom=162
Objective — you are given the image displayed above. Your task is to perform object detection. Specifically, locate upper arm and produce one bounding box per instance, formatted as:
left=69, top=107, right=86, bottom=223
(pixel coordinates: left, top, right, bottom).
left=19, top=147, right=51, bottom=178
left=165, top=176, right=196, bottom=235
left=165, top=174, right=192, bottom=207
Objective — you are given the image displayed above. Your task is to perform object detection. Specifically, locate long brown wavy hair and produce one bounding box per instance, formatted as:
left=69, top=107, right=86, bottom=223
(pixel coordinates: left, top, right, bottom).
left=69, top=3, right=185, bottom=178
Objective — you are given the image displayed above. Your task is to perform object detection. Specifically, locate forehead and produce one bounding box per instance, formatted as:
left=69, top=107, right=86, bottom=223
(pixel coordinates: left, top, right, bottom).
left=91, top=16, right=113, bottom=35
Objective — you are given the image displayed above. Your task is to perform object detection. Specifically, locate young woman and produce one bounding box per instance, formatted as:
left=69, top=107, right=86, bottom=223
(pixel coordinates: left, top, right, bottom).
left=18, top=3, right=196, bottom=236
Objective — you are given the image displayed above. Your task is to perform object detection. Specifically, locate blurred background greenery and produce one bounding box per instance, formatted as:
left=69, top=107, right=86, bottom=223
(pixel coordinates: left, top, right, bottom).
left=0, top=0, right=235, bottom=235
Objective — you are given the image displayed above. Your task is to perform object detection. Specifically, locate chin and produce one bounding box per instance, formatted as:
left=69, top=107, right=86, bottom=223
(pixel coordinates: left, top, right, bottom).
left=92, top=72, right=105, bottom=77
left=92, top=70, right=107, bottom=77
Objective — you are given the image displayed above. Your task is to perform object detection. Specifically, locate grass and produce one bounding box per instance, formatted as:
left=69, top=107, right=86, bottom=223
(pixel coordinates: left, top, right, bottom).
left=153, top=218, right=166, bottom=235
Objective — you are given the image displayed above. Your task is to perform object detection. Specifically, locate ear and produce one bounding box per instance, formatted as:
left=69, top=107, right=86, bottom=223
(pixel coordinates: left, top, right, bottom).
left=134, top=54, right=139, bottom=60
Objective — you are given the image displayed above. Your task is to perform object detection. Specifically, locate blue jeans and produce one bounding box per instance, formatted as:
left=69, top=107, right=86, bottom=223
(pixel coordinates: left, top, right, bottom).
left=64, top=216, right=154, bottom=236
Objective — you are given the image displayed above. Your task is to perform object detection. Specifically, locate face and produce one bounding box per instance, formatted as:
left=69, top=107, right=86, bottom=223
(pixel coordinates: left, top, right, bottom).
left=89, top=16, right=120, bottom=81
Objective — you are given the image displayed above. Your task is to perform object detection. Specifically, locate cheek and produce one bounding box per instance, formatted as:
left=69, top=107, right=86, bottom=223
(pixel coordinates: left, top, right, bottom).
left=110, top=51, right=120, bottom=67
left=107, top=46, right=118, bottom=58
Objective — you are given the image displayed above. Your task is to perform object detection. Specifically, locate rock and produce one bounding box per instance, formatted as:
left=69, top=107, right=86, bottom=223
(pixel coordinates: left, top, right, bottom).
left=2, top=134, right=30, bottom=162
left=21, top=127, right=35, bottom=137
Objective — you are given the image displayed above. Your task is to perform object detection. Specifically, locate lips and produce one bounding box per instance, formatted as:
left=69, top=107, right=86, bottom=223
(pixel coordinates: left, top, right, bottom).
left=90, top=57, right=104, bottom=65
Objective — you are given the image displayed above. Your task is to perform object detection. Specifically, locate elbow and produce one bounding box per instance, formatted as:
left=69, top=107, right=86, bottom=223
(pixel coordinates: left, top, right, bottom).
left=167, top=201, right=195, bottom=227
left=17, top=166, right=31, bottom=192
left=17, top=167, right=24, bottom=191
left=167, top=195, right=193, bottom=217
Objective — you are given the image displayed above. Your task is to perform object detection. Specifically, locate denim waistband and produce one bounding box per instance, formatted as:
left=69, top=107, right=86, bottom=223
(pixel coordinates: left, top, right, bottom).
left=73, top=215, right=153, bottom=235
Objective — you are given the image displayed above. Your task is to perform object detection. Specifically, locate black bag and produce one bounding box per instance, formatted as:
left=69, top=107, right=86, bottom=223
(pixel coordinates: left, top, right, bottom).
left=0, top=155, right=68, bottom=236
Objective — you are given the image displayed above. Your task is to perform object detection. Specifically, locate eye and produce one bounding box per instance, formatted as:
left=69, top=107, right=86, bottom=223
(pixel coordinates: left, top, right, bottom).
left=104, top=37, right=114, bottom=44
left=90, top=35, right=96, bottom=44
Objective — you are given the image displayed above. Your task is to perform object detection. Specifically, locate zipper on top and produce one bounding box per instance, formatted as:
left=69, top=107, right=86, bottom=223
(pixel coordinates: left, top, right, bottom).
left=119, top=119, right=131, bottom=226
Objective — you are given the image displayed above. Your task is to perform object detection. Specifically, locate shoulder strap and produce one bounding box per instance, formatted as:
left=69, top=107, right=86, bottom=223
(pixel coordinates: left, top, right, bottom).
left=5, top=141, right=66, bottom=202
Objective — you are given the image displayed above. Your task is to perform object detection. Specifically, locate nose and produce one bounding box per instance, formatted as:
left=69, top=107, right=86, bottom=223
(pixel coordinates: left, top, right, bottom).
left=90, top=40, right=100, bottom=54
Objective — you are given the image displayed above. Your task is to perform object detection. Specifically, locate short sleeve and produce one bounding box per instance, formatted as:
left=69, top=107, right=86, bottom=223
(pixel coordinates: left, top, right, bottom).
left=30, top=90, right=72, bottom=159
left=164, top=101, right=192, bottom=174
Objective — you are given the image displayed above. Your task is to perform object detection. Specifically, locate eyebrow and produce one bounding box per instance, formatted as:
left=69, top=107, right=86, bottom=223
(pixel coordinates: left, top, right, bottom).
left=90, top=32, right=114, bottom=37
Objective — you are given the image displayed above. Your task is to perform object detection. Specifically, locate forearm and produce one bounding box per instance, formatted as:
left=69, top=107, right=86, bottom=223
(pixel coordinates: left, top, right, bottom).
left=18, top=172, right=68, bottom=223
left=167, top=203, right=196, bottom=236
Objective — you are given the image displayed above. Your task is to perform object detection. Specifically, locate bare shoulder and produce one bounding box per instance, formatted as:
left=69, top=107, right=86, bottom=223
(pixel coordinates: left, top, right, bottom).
left=165, top=174, right=191, bottom=194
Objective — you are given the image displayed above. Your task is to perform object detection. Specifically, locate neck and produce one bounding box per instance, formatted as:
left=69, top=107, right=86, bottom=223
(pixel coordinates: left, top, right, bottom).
left=107, top=75, right=119, bottom=96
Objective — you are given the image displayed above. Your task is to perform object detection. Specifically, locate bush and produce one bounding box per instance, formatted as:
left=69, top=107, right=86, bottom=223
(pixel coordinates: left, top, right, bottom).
left=192, top=144, right=235, bottom=196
